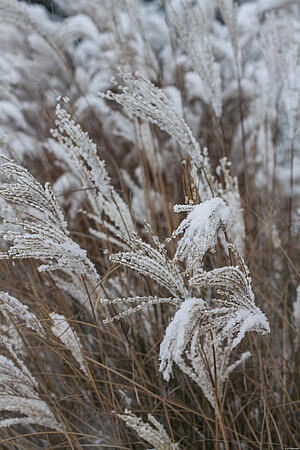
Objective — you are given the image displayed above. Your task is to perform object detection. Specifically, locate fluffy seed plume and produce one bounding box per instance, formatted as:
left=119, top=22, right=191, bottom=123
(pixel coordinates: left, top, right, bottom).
left=0, top=291, right=45, bottom=337
left=50, top=312, right=88, bottom=376
left=0, top=155, right=99, bottom=281
left=51, top=101, right=135, bottom=243
left=172, top=197, right=232, bottom=269
left=117, top=409, right=179, bottom=449
left=0, top=341, right=63, bottom=431
left=101, top=69, right=203, bottom=168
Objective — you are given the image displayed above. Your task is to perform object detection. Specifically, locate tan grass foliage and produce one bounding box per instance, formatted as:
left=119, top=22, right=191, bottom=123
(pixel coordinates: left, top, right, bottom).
left=0, top=0, right=299, bottom=448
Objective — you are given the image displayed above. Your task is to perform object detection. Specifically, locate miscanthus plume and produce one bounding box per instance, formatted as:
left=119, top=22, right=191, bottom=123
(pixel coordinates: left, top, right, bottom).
left=1, top=0, right=298, bottom=447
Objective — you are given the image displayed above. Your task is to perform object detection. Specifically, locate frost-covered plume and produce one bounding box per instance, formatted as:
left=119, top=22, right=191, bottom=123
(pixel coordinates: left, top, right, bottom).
left=167, top=0, right=222, bottom=117
left=172, top=198, right=232, bottom=270
left=101, top=70, right=203, bottom=169
left=282, top=40, right=300, bottom=143
left=0, top=154, right=99, bottom=281
left=159, top=199, right=268, bottom=408
left=216, top=158, right=246, bottom=255
left=0, top=197, right=18, bottom=243
left=101, top=70, right=221, bottom=203
left=0, top=340, right=63, bottom=431
left=109, top=232, right=188, bottom=300
left=259, top=13, right=300, bottom=147
left=260, top=14, right=285, bottom=113
left=159, top=299, right=251, bottom=408
left=51, top=101, right=135, bottom=244
left=217, top=0, right=238, bottom=59
left=101, top=295, right=181, bottom=324
left=117, top=410, right=179, bottom=449
left=189, top=249, right=270, bottom=349
left=0, top=291, right=45, bottom=337
left=100, top=224, right=187, bottom=322
left=104, top=196, right=269, bottom=409
left=160, top=249, right=269, bottom=408
left=50, top=312, right=88, bottom=376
